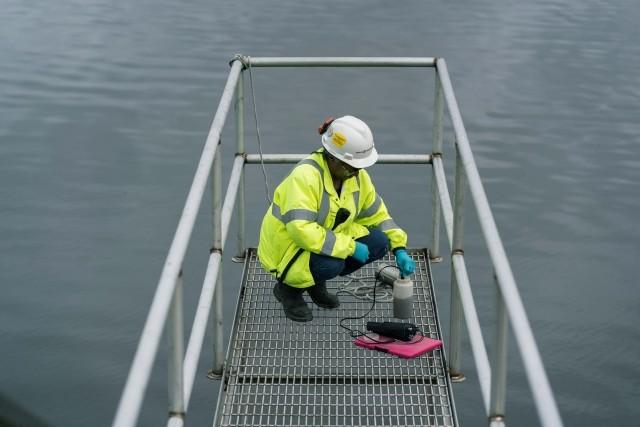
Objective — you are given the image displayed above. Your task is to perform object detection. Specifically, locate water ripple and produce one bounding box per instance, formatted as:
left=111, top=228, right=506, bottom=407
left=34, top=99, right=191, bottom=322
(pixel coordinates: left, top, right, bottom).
left=2, top=1, right=640, bottom=426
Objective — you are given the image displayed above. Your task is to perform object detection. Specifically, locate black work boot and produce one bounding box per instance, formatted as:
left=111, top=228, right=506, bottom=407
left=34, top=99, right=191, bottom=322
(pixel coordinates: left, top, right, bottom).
left=273, top=281, right=313, bottom=322
left=307, top=281, right=340, bottom=309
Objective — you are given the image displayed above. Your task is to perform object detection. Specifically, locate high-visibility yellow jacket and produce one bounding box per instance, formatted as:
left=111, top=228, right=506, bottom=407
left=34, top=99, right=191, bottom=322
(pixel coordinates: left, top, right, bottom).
left=258, top=149, right=407, bottom=288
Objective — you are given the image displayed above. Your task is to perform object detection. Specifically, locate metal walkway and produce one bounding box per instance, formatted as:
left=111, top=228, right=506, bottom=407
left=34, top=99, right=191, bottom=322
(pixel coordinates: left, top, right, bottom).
left=214, top=249, right=456, bottom=427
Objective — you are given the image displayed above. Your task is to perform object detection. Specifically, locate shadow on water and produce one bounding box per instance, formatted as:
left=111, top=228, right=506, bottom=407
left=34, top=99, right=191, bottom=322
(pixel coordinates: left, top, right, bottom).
left=0, top=393, right=51, bottom=427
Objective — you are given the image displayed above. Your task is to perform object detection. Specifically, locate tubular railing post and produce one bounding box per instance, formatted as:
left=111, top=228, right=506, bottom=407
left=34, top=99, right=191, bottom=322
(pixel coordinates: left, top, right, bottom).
left=449, top=143, right=467, bottom=381
left=449, top=271, right=464, bottom=381
left=210, top=142, right=224, bottom=376
left=209, top=263, right=224, bottom=377
left=430, top=67, right=444, bottom=263
left=233, top=70, right=246, bottom=263
left=490, top=271, right=509, bottom=422
left=167, top=271, right=185, bottom=418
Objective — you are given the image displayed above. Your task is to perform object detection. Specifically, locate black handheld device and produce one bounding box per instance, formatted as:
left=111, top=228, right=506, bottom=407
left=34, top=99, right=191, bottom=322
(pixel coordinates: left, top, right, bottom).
left=366, top=321, right=419, bottom=342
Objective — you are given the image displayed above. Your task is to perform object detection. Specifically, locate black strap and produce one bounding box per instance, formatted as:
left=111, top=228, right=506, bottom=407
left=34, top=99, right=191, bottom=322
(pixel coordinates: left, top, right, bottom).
left=277, top=151, right=321, bottom=285
left=277, top=154, right=350, bottom=285
left=277, top=248, right=304, bottom=285
left=278, top=207, right=351, bottom=285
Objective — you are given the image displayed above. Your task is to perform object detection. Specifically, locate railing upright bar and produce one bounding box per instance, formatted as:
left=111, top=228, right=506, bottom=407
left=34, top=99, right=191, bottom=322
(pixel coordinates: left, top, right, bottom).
left=451, top=254, right=492, bottom=411
left=431, top=70, right=444, bottom=262
left=433, top=154, right=491, bottom=404
left=437, top=58, right=563, bottom=427
left=221, top=157, right=247, bottom=244
left=490, top=271, right=509, bottom=421
left=233, top=70, right=246, bottom=262
left=452, top=145, right=466, bottom=257
left=167, top=416, right=182, bottom=427
left=449, top=145, right=467, bottom=380
left=210, top=141, right=224, bottom=376
left=179, top=253, right=221, bottom=413
left=112, top=60, right=242, bottom=427
left=431, top=157, right=454, bottom=243
left=211, top=264, right=224, bottom=373
left=180, top=156, right=245, bottom=413
left=167, top=272, right=185, bottom=417
left=448, top=271, right=464, bottom=380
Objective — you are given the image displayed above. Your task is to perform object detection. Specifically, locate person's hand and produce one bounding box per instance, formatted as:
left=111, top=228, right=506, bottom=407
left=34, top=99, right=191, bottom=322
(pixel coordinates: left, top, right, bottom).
left=352, top=242, right=370, bottom=263
left=394, top=249, right=415, bottom=277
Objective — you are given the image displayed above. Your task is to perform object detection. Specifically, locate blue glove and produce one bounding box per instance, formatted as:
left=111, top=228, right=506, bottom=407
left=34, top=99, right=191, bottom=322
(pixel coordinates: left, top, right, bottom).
left=352, top=241, right=370, bottom=264
left=394, top=249, right=415, bottom=277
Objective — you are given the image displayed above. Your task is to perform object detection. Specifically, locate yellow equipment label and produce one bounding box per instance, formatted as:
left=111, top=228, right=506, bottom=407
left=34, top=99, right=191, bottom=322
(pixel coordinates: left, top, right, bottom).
left=332, top=131, right=347, bottom=147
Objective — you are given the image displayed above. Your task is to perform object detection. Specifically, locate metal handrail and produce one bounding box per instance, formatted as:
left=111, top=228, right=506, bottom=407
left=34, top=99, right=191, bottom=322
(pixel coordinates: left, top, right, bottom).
left=112, top=60, right=243, bottom=427
left=436, top=58, right=563, bottom=426
left=112, top=56, right=563, bottom=427
left=245, top=153, right=432, bottom=164
left=242, top=56, right=436, bottom=67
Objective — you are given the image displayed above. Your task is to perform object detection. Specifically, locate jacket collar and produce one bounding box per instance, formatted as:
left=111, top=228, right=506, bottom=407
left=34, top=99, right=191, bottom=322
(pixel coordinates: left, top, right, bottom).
left=312, top=149, right=360, bottom=197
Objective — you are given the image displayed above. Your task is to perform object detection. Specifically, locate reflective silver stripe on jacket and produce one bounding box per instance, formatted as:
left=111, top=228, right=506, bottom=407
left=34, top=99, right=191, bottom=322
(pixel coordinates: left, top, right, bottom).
left=320, top=230, right=337, bottom=255
left=379, top=218, right=399, bottom=232
left=353, top=175, right=360, bottom=217
left=297, top=157, right=332, bottom=226
left=296, top=158, right=323, bottom=175
left=271, top=203, right=318, bottom=223
left=358, top=193, right=382, bottom=219
left=352, top=191, right=360, bottom=216
left=317, top=192, right=330, bottom=226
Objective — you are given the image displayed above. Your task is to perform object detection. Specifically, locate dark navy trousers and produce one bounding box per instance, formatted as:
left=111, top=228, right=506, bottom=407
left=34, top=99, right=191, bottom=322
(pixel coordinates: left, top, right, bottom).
left=309, top=227, right=389, bottom=284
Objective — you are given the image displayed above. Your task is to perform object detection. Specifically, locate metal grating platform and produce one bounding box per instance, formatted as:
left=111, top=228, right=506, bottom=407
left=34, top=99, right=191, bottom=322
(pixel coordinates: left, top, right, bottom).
left=214, top=248, right=458, bottom=427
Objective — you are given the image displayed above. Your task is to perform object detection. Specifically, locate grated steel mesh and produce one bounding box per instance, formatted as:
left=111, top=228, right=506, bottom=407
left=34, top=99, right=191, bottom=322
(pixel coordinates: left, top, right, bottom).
left=214, top=249, right=457, bottom=427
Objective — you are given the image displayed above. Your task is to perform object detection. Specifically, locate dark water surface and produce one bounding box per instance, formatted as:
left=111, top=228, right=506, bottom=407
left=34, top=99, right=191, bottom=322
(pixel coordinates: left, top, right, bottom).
left=1, top=0, right=639, bottom=425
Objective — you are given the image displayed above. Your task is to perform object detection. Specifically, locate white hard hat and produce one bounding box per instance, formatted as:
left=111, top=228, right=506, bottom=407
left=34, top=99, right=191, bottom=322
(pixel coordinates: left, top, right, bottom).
left=321, top=115, right=378, bottom=169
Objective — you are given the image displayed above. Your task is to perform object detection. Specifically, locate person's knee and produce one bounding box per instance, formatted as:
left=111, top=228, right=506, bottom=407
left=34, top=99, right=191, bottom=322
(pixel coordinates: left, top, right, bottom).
left=309, top=253, right=344, bottom=282
left=365, top=228, right=389, bottom=261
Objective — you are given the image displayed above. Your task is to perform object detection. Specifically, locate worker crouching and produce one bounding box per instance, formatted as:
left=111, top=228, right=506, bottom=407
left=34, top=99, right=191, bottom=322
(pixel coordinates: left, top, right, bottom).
left=258, top=115, right=416, bottom=322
